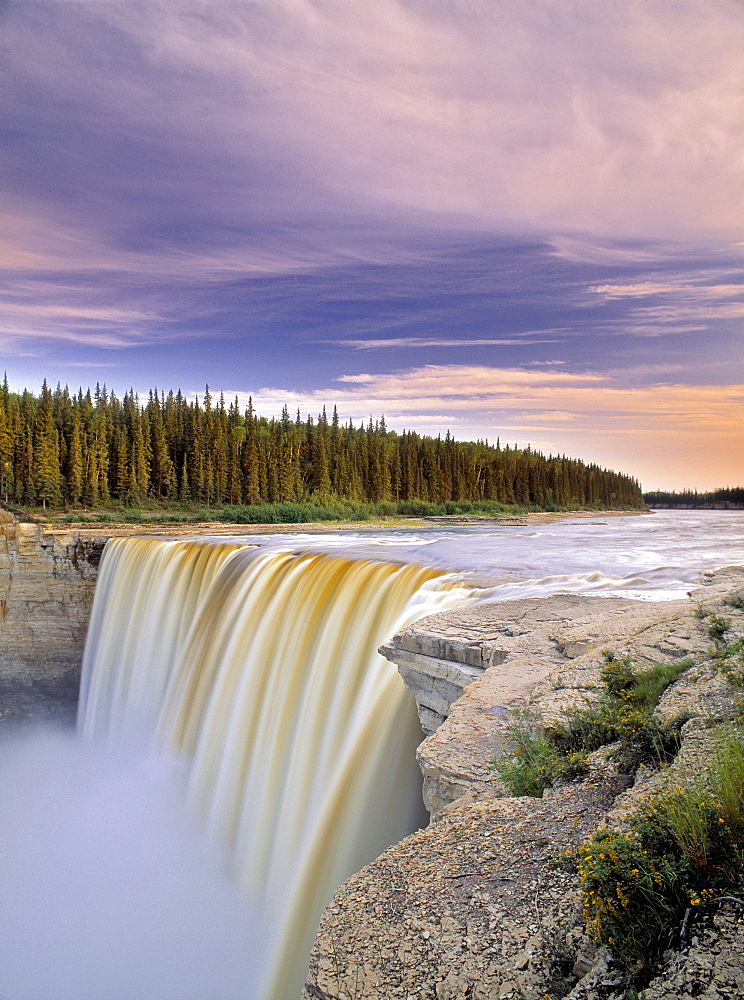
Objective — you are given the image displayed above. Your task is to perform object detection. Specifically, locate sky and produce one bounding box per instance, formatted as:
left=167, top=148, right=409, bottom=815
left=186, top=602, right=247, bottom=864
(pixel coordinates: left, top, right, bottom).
left=2, top=0, right=744, bottom=492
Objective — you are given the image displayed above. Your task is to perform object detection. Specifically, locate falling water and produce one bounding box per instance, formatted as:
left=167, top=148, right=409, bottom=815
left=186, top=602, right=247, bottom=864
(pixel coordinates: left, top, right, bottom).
left=78, top=537, right=477, bottom=1000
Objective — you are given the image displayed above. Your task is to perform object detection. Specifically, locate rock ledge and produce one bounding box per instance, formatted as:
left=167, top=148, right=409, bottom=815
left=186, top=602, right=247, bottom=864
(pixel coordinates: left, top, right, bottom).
left=304, top=567, right=744, bottom=1000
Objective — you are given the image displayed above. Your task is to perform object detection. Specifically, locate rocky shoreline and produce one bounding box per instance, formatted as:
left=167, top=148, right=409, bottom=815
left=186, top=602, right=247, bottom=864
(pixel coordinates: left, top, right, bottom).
left=303, top=567, right=744, bottom=1000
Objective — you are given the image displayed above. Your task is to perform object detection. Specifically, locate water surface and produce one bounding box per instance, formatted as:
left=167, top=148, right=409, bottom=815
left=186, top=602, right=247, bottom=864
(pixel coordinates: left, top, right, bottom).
left=223, top=509, right=744, bottom=602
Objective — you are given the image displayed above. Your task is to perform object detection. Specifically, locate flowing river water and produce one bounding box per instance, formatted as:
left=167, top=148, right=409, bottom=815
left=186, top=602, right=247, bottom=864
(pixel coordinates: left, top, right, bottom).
left=1, top=510, right=743, bottom=1000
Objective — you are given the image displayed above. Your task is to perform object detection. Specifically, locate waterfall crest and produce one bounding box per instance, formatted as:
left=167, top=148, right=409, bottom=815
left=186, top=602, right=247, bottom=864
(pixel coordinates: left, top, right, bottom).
left=78, top=536, right=476, bottom=1000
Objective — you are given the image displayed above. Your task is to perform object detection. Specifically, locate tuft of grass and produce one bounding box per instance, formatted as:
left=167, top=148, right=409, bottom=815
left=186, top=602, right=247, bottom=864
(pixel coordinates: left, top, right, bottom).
left=631, top=659, right=696, bottom=710
left=494, top=657, right=692, bottom=796
left=710, top=726, right=744, bottom=833
left=723, top=592, right=744, bottom=611
left=718, top=639, right=744, bottom=687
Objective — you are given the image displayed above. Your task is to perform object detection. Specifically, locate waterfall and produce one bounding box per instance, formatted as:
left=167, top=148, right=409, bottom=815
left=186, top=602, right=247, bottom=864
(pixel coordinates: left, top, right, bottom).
left=78, top=536, right=476, bottom=1000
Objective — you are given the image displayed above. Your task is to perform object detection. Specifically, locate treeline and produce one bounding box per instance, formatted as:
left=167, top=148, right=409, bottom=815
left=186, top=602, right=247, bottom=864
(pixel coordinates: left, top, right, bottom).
left=644, top=487, right=744, bottom=507
left=0, top=378, right=644, bottom=511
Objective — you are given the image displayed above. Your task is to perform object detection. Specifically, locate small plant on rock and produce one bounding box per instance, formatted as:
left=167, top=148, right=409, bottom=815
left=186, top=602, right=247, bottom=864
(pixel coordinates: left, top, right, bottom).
left=719, top=639, right=744, bottom=687
left=600, top=651, right=635, bottom=697
left=723, top=592, right=744, bottom=611
left=494, top=657, right=692, bottom=796
left=707, top=613, right=732, bottom=644
left=493, top=712, right=588, bottom=797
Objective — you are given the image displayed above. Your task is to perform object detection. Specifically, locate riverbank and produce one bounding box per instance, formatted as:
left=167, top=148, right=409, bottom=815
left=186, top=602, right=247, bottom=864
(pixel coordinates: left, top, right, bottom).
left=303, top=566, right=744, bottom=1000
left=24, top=506, right=650, bottom=537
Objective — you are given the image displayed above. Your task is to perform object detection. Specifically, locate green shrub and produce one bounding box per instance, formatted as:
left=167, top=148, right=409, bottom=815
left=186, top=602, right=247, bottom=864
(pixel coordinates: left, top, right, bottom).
left=579, top=826, right=692, bottom=972
left=216, top=502, right=351, bottom=524
left=612, top=717, right=687, bottom=774
left=393, top=498, right=511, bottom=518
left=494, top=714, right=589, bottom=797
left=579, top=725, right=744, bottom=974
left=444, top=501, right=471, bottom=515
left=719, top=639, right=744, bottom=686
left=395, top=499, right=445, bottom=517
left=552, top=703, right=685, bottom=773
left=349, top=504, right=372, bottom=521
left=600, top=652, right=635, bottom=698
left=372, top=501, right=397, bottom=518
left=708, top=613, right=732, bottom=644
left=599, top=652, right=693, bottom=710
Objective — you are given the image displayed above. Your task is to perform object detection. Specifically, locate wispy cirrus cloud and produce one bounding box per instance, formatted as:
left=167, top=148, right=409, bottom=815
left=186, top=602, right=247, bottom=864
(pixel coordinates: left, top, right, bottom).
left=4, top=0, right=744, bottom=269
left=338, top=335, right=560, bottom=350
left=590, top=281, right=744, bottom=300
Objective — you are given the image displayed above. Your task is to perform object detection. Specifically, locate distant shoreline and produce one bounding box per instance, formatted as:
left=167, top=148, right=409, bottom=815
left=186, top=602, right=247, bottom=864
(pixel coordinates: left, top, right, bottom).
left=646, top=503, right=744, bottom=510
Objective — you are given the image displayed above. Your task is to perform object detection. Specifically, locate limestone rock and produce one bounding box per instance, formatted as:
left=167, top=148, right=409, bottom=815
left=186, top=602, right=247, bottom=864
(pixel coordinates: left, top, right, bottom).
left=306, top=567, right=744, bottom=1000
left=0, top=521, right=105, bottom=717
left=389, top=594, right=704, bottom=819
left=302, top=780, right=617, bottom=1000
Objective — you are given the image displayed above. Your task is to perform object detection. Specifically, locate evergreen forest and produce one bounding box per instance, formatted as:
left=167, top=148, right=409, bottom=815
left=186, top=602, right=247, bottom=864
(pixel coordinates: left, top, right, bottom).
left=644, top=487, right=744, bottom=507
left=0, top=379, right=644, bottom=515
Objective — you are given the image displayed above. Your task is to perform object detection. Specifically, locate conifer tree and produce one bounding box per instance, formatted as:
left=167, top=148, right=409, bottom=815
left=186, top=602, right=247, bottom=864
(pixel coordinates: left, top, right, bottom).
left=243, top=397, right=260, bottom=504
left=0, top=375, right=11, bottom=502
left=34, top=381, right=62, bottom=509
left=0, top=378, right=646, bottom=511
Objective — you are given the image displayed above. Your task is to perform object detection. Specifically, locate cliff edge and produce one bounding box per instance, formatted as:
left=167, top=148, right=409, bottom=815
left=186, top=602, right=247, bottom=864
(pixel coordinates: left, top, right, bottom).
left=0, top=512, right=105, bottom=719
left=303, top=567, right=744, bottom=1000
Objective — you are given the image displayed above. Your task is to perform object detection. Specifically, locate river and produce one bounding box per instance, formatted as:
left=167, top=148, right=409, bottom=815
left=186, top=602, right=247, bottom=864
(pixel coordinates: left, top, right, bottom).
left=220, top=508, right=744, bottom=601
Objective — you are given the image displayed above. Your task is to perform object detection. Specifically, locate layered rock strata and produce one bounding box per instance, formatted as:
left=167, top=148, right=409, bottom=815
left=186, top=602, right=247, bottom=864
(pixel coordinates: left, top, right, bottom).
left=0, top=513, right=105, bottom=718
left=383, top=590, right=712, bottom=819
left=304, top=567, right=744, bottom=1000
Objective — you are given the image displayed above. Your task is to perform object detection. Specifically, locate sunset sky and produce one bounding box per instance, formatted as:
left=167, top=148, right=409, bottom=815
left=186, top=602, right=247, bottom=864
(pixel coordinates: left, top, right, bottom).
left=2, top=0, right=743, bottom=491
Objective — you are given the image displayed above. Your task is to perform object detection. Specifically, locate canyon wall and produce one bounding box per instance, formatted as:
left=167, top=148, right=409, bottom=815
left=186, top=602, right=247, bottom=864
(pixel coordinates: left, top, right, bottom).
left=0, top=513, right=105, bottom=718
left=0, top=517, right=246, bottom=719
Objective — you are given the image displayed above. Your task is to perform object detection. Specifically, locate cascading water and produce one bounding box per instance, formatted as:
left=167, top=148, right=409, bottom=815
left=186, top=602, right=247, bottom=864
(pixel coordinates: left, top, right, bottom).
left=78, top=536, right=477, bottom=1000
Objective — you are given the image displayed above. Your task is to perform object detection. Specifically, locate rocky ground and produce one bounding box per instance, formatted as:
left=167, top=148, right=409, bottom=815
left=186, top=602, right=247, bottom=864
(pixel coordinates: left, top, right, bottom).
left=302, top=567, right=744, bottom=1000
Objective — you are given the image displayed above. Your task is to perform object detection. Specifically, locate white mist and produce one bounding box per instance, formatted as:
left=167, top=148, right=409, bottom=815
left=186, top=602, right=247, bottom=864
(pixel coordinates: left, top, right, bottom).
left=0, top=723, right=269, bottom=1000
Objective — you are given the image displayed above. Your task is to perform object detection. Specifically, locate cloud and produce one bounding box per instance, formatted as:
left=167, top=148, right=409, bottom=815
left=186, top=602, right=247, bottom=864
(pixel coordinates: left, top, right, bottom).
left=1, top=0, right=743, bottom=492
left=243, top=363, right=708, bottom=437
left=590, top=281, right=743, bottom=300
left=337, top=335, right=559, bottom=350
left=4, top=0, right=744, bottom=260
left=3, top=0, right=744, bottom=368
